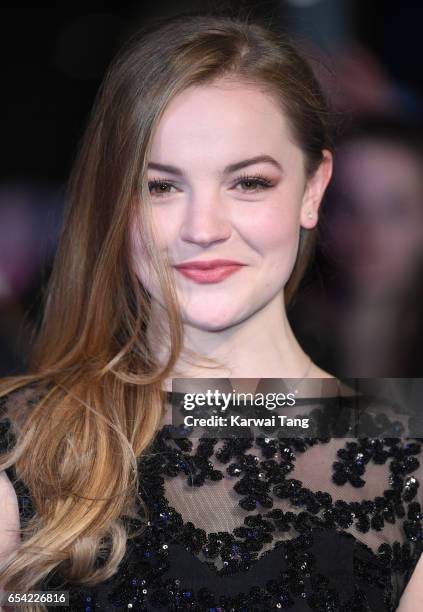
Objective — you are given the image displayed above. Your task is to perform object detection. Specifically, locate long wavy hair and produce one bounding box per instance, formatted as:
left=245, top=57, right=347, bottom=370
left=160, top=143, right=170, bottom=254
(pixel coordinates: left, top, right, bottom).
left=0, top=11, right=333, bottom=604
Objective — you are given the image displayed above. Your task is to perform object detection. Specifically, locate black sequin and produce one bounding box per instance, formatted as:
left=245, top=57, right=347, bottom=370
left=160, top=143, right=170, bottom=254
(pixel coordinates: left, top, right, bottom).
left=1, top=389, right=423, bottom=611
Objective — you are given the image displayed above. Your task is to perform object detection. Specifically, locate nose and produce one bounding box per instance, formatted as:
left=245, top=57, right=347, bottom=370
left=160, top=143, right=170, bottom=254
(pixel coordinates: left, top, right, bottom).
left=179, top=189, right=232, bottom=247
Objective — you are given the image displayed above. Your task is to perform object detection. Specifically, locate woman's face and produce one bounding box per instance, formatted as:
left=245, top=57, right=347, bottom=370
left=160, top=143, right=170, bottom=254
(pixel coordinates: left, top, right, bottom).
left=131, top=80, right=331, bottom=331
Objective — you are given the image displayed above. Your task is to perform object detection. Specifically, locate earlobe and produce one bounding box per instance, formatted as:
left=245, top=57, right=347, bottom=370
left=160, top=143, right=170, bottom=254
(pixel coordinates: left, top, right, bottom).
left=300, top=150, right=333, bottom=229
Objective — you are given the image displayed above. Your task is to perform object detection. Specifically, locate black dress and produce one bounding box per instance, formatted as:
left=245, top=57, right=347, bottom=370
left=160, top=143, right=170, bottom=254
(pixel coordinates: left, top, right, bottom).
left=1, top=381, right=423, bottom=612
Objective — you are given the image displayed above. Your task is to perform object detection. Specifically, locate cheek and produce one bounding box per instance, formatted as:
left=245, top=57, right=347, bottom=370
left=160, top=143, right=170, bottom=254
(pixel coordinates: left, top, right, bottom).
left=129, top=213, right=181, bottom=303
left=131, top=208, right=179, bottom=258
left=148, top=207, right=181, bottom=253
left=241, top=203, right=300, bottom=256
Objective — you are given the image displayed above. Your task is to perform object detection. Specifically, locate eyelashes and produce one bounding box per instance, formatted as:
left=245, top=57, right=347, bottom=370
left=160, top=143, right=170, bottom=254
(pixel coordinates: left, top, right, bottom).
left=148, top=178, right=177, bottom=196
left=235, top=172, right=274, bottom=191
left=147, top=173, right=275, bottom=197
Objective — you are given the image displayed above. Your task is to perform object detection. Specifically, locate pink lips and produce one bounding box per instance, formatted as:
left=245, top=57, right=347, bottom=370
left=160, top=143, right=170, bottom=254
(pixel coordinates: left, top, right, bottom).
left=174, top=259, right=245, bottom=284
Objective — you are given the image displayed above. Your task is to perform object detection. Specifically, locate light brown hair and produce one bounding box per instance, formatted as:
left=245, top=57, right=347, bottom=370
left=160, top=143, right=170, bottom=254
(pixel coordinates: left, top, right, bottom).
left=0, top=12, right=332, bottom=605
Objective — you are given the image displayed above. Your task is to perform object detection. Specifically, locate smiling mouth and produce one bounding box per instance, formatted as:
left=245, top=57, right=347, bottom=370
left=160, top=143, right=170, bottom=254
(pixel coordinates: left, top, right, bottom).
left=173, top=261, right=245, bottom=284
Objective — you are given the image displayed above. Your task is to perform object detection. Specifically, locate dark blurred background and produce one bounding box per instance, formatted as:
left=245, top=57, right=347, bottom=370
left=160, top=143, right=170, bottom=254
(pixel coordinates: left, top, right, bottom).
left=2, top=0, right=423, bottom=377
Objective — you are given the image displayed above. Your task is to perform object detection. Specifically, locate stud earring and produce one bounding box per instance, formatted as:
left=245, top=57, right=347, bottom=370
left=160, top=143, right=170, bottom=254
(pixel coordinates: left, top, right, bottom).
left=307, top=211, right=313, bottom=219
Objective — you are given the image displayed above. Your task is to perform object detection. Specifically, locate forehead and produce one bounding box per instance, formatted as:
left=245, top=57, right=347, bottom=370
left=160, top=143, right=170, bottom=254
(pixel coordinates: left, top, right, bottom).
left=148, top=81, right=301, bottom=170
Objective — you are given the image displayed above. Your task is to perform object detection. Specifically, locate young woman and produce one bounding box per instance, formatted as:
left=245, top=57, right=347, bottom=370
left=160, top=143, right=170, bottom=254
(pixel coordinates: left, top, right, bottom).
left=0, top=13, right=422, bottom=612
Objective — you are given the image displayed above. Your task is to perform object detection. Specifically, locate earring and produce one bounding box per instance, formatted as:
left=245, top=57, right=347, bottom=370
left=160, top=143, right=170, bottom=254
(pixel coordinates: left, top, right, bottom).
left=307, top=211, right=313, bottom=219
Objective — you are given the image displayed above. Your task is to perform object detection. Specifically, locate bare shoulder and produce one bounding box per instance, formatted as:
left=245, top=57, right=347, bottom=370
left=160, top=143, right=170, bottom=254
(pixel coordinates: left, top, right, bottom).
left=0, top=471, right=20, bottom=559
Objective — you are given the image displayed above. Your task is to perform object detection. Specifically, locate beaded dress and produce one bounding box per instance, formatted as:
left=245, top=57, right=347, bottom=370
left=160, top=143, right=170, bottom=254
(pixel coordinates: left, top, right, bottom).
left=1, top=380, right=423, bottom=612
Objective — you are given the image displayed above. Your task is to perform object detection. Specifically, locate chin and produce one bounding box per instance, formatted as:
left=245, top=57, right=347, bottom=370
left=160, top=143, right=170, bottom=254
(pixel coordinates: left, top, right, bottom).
left=182, top=308, right=243, bottom=332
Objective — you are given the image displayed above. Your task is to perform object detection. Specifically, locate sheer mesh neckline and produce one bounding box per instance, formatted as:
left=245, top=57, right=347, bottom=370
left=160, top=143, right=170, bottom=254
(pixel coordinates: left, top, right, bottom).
left=137, top=387, right=422, bottom=587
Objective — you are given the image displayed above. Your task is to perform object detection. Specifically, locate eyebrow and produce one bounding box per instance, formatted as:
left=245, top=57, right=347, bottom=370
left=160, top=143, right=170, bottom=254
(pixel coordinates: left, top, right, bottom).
left=147, top=155, right=283, bottom=176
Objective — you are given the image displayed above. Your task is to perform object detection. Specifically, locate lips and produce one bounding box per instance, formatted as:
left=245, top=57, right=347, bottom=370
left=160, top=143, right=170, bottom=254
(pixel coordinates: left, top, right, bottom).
left=174, top=259, right=245, bottom=284
left=175, top=259, right=243, bottom=270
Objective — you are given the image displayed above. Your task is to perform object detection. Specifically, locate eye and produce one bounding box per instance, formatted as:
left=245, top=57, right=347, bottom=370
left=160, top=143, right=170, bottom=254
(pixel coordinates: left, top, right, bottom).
left=148, top=179, right=178, bottom=197
left=147, top=173, right=275, bottom=197
left=234, top=173, right=274, bottom=192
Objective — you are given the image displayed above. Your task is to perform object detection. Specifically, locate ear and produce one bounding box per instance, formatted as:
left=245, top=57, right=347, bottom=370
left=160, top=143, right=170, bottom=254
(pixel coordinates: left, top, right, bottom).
left=300, top=150, right=333, bottom=229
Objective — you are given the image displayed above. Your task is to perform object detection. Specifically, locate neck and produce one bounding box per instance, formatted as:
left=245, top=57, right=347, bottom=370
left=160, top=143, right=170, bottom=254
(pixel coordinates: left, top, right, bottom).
left=149, top=291, right=311, bottom=386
